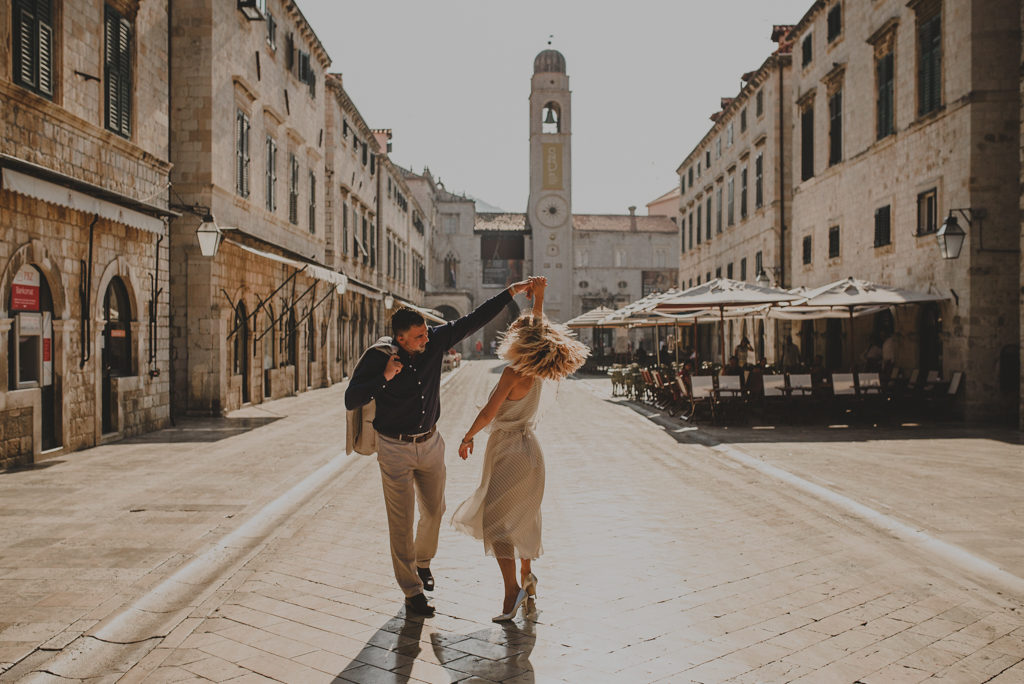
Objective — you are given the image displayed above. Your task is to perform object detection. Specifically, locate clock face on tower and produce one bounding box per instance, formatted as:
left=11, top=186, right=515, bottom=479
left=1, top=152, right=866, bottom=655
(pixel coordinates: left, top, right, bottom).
left=536, top=195, right=568, bottom=228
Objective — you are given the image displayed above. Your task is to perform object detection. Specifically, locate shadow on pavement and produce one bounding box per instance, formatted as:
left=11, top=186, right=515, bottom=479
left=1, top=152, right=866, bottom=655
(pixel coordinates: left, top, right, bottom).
left=610, top=398, right=1024, bottom=447
left=1, top=459, right=65, bottom=475
left=336, top=610, right=535, bottom=683
left=118, top=416, right=283, bottom=443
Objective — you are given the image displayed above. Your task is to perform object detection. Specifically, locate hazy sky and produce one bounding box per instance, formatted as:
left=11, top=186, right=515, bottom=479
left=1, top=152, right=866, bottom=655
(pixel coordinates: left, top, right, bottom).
left=301, top=1, right=812, bottom=214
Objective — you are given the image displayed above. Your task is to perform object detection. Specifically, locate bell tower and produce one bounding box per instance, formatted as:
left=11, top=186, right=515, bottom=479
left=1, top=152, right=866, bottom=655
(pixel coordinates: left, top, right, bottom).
left=528, top=48, right=572, bottom=322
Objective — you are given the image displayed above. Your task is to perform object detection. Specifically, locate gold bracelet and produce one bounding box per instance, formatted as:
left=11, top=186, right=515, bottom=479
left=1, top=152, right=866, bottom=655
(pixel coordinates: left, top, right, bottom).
left=461, top=437, right=473, bottom=444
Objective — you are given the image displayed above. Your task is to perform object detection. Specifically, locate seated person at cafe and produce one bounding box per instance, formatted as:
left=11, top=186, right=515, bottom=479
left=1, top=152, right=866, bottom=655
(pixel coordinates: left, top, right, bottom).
left=723, top=355, right=741, bottom=376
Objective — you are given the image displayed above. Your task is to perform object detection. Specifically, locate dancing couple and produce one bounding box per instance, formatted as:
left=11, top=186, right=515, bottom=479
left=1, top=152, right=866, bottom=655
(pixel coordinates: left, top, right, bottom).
left=344, top=276, right=588, bottom=621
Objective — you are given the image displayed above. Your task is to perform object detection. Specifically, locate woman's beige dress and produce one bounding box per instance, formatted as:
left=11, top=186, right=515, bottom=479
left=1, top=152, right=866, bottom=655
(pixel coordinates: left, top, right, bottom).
left=452, top=377, right=545, bottom=559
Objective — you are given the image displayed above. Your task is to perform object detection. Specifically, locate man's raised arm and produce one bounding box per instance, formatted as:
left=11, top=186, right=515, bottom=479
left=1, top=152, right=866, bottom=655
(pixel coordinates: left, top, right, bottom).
left=433, top=278, right=534, bottom=349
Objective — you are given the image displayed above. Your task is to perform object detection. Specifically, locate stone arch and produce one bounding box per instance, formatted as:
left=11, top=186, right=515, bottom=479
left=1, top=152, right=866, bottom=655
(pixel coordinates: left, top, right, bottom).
left=93, top=256, right=144, bottom=323
left=0, top=239, right=69, bottom=319
left=435, top=304, right=460, bottom=322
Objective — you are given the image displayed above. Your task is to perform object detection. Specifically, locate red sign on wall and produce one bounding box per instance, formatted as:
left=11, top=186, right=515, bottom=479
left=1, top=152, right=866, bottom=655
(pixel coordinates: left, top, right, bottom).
left=43, top=338, right=52, bottom=363
left=11, top=266, right=40, bottom=311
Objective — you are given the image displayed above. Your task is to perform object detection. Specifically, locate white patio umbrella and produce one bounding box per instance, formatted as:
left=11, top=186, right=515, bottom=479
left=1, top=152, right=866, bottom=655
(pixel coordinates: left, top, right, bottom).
left=655, top=279, right=803, bottom=364
left=564, top=306, right=615, bottom=329
left=798, top=277, right=947, bottom=371
left=600, top=290, right=686, bottom=364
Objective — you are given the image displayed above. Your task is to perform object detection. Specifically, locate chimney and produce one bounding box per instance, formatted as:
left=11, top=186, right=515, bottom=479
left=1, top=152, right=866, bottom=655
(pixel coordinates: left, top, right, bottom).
left=628, top=206, right=637, bottom=232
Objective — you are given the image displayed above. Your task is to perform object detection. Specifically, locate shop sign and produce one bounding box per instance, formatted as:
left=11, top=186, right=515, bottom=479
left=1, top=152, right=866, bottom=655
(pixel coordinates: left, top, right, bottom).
left=11, top=266, right=40, bottom=311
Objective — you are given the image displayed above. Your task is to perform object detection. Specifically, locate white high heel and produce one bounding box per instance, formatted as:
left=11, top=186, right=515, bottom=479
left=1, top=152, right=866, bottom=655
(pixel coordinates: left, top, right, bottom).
left=523, top=572, right=538, bottom=597
left=492, top=588, right=528, bottom=622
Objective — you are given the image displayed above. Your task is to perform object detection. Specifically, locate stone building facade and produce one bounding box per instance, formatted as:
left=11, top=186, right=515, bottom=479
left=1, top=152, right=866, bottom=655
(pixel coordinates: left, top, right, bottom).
left=785, top=0, right=1020, bottom=421
left=168, top=0, right=338, bottom=416
left=406, top=169, right=480, bottom=353
left=676, top=36, right=794, bottom=364
left=0, top=0, right=173, bottom=467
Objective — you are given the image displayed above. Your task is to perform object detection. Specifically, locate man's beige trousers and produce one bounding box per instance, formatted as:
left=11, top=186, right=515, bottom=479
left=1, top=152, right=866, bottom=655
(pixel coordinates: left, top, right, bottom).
left=376, top=432, right=447, bottom=597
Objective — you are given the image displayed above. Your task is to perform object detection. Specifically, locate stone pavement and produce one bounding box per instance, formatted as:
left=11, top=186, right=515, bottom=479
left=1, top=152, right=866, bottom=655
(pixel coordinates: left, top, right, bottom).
left=3, top=360, right=1024, bottom=682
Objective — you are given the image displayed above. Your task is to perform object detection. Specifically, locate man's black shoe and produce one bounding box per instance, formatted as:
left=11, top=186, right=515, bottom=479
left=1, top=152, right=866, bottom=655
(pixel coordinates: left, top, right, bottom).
left=417, top=567, right=435, bottom=592
left=404, top=593, right=435, bottom=617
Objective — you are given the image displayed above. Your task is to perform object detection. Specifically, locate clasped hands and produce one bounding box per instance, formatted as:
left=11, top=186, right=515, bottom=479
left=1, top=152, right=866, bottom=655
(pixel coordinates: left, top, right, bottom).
left=510, top=275, right=548, bottom=299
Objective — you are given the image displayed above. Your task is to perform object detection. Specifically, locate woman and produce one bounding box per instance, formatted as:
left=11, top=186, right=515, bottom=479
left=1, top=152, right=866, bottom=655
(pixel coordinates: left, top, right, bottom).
left=452, top=276, right=589, bottom=621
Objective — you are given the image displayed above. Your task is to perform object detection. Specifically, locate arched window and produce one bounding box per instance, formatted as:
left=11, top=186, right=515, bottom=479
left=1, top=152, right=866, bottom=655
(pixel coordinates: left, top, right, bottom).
left=541, top=101, right=561, bottom=134
left=103, top=277, right=133, bottom=376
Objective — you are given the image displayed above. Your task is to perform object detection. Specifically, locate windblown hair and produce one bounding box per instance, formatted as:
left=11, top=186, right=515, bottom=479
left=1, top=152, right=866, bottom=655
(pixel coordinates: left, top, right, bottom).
left=497, top=313, right=590, bottom=381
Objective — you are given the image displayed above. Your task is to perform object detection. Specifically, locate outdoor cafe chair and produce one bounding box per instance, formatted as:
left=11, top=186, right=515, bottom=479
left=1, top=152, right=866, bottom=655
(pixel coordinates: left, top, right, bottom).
left=714, top=374, right=746, bottom=424
left=687, top=375, right=717, bottom=423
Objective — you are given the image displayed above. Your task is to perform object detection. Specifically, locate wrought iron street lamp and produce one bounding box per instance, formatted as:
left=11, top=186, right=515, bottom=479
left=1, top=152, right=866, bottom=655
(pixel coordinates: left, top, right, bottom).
left=195, top=213, right=222, bottom=257
left=936, top=210, right=968, bottom=260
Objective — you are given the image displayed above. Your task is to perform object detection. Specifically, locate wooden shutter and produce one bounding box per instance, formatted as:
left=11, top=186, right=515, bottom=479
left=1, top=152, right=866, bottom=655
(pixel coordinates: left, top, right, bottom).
left=104, top=8, right=132, bottom=137
left=116, top=17, right=131, bottom=135
left=37, top=18, right=53, bottom=96
left=15, top=5, right=37, bottom=89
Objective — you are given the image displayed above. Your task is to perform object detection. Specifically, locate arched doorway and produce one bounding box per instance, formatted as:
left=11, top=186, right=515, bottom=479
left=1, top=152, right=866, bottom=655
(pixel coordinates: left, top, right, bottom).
left=233, top=302, right=250, bottom=403
left=263, top=304, right=275, bottom=398
left=286, top=309, right=298, bottom=392
left=8, top=264, right=59, bottom=449
left=102, top=277, right=133, bottom=434
left=435, top=304, right=460, bottom=322
left=306, top=310, right=316, bottom=389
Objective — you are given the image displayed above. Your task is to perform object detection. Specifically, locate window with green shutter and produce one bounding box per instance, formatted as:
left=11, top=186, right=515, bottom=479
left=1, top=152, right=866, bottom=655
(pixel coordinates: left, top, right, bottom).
left=874, top=205, right=891, bottom=247
left=801, top=105, right=815, bottom=180
left=13, top=0, right=54, bottom=99
left=288, top=154, right=299, bottom=224
left=828, top=90, right=842, bottom=166
left=104, top=6, right=132, bottom=137
left=308, top=171, right=316, bottom=234
left=235, top=110, right=250, bottom=198
left=828, top=225, right=840, bottom=258
left=265, top=136, right=277, bottom=212
left=876, top=52, right=894, bottom=139
left=917, top=7, right=942, bottom=116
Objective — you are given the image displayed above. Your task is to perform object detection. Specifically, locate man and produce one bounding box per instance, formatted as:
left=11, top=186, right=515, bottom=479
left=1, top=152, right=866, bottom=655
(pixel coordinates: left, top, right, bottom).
left=345, top=278, right=537, bottom=617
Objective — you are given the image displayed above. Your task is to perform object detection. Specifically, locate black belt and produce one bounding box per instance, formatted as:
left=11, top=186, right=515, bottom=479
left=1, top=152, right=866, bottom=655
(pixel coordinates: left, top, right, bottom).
left=378, top=425, right=436, bottom=443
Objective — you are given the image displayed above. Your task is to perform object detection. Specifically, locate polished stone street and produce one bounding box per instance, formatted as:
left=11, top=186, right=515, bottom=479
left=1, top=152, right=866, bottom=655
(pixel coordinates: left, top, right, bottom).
left=2, top=360, right=1023, bottom=683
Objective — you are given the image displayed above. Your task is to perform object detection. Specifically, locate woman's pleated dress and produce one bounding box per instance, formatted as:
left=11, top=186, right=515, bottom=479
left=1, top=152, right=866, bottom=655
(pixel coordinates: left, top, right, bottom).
left=452, top=377, right=545, bottom=560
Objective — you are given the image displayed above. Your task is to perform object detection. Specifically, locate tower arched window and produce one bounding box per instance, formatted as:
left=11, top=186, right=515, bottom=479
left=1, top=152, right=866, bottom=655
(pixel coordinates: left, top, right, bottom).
left=541, top=102, right=560, bottom=134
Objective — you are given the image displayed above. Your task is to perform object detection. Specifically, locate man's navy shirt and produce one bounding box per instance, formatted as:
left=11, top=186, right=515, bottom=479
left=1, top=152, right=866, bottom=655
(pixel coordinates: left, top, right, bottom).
left=344, top=289, right=513, bottom=435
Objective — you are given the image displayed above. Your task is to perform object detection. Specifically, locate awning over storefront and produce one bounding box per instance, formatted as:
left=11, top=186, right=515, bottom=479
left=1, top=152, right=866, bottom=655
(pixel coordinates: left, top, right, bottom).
left=0, top=163, right=170, bottom=236
left=225, top=237, right=350, bottom=291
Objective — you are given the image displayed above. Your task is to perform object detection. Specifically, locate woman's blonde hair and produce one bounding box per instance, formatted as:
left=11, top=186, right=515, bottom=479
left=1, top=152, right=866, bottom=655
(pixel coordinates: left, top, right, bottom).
left=497, top=313, right=590, bottom=380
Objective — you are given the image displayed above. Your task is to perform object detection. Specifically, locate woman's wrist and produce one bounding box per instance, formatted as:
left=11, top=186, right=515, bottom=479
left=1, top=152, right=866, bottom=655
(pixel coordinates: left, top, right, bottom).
left=461, top=435, right=473, bottom=444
